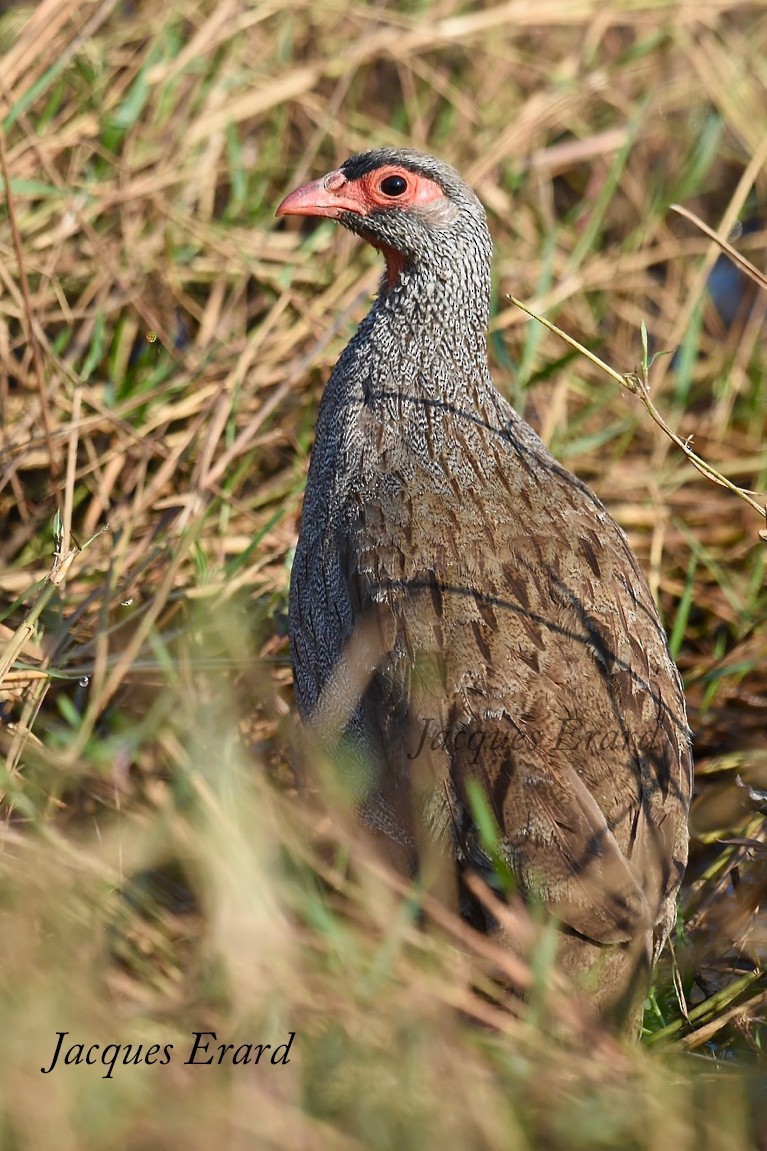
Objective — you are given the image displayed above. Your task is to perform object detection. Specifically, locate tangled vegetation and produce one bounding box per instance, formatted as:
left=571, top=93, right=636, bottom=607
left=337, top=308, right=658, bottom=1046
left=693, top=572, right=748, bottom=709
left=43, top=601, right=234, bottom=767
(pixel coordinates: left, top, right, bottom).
left=1, top=1, right=765, bottom=1146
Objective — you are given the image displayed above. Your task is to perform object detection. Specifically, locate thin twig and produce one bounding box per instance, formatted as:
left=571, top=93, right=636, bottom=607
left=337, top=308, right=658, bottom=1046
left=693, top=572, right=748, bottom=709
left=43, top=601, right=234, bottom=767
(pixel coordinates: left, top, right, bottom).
left=508, top=296, right=767, bottom=535
left=670, top=203, right=767, bottom=292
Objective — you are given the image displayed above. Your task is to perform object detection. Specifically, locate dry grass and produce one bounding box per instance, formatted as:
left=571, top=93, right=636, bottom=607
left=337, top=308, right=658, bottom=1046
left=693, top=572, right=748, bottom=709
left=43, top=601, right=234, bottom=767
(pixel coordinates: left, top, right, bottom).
left=1, top=0, right=766, bottom=1146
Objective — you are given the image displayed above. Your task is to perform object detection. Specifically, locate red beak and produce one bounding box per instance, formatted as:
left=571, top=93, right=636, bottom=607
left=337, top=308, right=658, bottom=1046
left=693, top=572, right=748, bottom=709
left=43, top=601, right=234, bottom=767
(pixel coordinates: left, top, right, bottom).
left=275, top=169, right=366, bottom=220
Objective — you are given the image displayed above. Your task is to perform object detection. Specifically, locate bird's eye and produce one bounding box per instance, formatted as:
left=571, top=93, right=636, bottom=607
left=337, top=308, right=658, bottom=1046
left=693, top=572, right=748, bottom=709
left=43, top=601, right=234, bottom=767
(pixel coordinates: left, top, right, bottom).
left=379, top=174, right=408, bottom=197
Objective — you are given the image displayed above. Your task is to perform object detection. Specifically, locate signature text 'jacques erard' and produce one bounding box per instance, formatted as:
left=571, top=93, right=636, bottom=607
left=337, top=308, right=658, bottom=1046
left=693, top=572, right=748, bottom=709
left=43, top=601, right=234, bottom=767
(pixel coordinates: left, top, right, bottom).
left=40, top=1030, right=296, bottom=1079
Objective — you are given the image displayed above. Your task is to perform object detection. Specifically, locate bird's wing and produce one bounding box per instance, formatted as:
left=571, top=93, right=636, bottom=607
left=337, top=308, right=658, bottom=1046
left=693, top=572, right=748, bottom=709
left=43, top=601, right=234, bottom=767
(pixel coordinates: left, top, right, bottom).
left=343, top=407, right=691, bottom=943
left=436, top=516, right=690, bottom=945
left=351, top=510, right=689, bottom=945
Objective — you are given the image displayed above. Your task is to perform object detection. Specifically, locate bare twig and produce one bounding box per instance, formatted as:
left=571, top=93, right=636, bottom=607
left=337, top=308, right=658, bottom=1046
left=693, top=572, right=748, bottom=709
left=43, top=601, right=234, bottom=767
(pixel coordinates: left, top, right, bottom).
left=670, top=203, right=767, bottom=293
left=508, top=296, right=767, bottom=535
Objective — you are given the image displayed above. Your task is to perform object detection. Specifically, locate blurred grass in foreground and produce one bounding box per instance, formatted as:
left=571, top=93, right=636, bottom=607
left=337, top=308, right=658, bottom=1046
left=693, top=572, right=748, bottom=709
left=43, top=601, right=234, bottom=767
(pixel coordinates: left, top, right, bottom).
left=0, top=0, right=766, bottom=1146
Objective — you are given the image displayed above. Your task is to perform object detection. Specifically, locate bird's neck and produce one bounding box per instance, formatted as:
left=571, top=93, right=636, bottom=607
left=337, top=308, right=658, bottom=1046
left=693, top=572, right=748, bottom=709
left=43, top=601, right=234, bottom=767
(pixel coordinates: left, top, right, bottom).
left=361, top=258, right=493, bottom=402
left=313, top=252, right=504, bottom=507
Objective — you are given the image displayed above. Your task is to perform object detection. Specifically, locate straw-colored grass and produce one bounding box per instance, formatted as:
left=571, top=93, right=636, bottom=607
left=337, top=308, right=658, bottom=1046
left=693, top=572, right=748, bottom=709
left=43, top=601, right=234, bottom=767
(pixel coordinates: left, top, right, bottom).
left=1, top=1, right=766, bottom=1146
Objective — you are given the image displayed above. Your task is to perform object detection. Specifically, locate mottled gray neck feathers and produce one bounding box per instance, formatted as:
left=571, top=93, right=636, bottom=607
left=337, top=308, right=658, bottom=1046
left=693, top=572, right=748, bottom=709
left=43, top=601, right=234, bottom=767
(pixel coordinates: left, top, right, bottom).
left=348, top=216, right=494, bottom=416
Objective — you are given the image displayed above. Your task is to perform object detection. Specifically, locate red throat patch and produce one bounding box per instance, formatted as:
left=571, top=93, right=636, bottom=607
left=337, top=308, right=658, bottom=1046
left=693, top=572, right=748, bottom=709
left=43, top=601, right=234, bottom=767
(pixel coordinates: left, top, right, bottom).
left=374, top=243, right=409, bottom=290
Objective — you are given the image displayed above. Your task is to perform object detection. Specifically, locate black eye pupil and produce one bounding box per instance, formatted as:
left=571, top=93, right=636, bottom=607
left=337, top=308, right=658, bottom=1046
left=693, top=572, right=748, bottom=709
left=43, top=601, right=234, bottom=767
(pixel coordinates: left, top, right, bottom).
left=380, top=175, right=407, bottom=197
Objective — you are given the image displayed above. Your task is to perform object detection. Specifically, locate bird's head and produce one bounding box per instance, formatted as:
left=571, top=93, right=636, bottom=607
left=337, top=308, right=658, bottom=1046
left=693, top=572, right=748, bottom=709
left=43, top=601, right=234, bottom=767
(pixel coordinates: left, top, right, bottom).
left=276, top=148, right=491, bottom=292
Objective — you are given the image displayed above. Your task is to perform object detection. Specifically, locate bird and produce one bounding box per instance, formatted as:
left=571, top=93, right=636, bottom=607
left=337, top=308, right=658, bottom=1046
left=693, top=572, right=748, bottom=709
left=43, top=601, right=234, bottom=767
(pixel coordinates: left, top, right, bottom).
left=276, top=148, right=692, bottom=1028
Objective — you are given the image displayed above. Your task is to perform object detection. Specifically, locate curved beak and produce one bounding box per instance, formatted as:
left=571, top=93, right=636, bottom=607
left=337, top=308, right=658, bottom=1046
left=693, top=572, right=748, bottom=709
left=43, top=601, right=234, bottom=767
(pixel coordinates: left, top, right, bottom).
left=275, top=170, right=365, bottom=219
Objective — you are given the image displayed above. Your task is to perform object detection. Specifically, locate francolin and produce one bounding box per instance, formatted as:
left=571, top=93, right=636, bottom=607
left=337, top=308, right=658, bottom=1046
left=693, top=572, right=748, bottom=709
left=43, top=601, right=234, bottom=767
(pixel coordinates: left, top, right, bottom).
left=277, top=149, right=692, bottom=1028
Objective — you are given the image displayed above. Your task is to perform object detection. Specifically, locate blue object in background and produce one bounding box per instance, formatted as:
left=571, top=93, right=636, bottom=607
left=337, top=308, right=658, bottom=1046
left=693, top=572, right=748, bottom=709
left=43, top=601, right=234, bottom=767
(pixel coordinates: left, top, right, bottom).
left=706, top=218, right=763, bottom=329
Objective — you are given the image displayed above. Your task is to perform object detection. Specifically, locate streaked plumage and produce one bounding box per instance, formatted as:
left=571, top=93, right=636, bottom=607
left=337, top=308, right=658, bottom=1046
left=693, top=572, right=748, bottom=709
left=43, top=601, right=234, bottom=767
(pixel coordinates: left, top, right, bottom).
left=277, top=148, right=692, bottom=1026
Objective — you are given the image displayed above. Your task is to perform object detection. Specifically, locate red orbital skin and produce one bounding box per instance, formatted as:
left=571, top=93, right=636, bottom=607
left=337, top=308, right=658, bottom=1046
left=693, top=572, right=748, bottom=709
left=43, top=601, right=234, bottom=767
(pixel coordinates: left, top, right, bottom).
left=275, top=163, right=445, bottom=219
left=276, top=164, right=446, bottom=288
